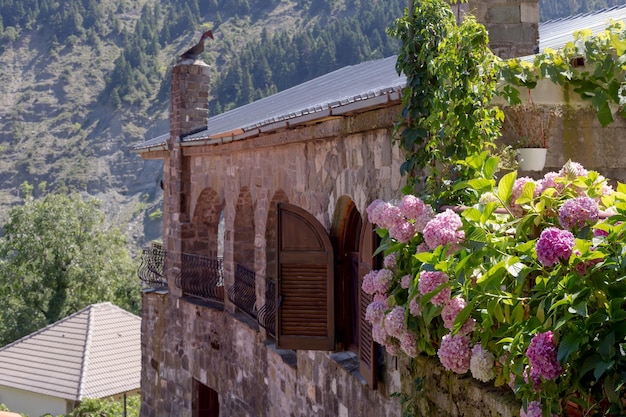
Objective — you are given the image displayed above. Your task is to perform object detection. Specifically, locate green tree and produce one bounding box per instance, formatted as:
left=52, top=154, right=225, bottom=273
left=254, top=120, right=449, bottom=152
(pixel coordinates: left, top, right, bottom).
left=0, top=184, right=141, bottom=346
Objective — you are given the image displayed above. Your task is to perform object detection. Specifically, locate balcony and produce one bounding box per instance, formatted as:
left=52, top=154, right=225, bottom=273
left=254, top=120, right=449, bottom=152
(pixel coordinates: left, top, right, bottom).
left=139, top=247, right=276, bottom=335
left=175, top=253, right=225, bottom=304
left=138, top=242, right=167, bottom=289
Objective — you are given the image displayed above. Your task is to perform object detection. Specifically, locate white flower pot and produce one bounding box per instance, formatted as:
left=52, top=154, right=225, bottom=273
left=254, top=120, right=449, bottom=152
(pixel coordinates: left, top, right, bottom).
left=517, top=148, right=547, bottom=171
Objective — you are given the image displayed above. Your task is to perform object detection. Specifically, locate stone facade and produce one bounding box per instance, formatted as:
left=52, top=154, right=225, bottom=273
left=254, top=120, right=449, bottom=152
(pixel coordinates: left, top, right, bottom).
left=138, top=4, right=546, bottom=416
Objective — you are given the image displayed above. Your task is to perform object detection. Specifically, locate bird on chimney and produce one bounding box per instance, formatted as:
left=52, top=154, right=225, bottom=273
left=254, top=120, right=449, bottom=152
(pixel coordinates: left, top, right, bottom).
left=178, top=29, right=214, bottom=61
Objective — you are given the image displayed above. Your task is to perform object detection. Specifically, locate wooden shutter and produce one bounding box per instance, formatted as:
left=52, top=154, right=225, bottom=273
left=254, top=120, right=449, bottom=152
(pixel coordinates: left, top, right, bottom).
left=276, top=203, right=335, bottom=350
left=358, top=219, right=378, bottom=389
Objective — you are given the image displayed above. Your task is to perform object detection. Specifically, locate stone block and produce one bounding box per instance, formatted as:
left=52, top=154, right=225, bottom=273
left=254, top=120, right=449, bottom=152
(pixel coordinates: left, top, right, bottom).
left=520, top=2, right=539, bottom=23
left=488, top=5, right=521, bottom=24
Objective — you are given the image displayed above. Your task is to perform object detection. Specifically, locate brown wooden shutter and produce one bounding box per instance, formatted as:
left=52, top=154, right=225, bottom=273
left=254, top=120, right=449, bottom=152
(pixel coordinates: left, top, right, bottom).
left=276, top=203, right=335, bottom=350
left=358, top=219, right=378, bottom=389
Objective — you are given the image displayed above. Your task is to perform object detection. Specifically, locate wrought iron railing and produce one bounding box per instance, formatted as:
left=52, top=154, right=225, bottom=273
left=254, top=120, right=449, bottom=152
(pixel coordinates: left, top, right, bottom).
left=138, top=242, right=167, bottom=288
left=257, top=278, right=276, bottom=337
left=175, top=253, right=224, bottom=303
left=228, top=263, right=257, bottom=319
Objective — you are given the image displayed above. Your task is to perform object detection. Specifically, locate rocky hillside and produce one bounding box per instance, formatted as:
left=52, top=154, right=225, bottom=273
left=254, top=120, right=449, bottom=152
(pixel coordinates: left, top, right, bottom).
left=0, top=0, right=403, bottom=249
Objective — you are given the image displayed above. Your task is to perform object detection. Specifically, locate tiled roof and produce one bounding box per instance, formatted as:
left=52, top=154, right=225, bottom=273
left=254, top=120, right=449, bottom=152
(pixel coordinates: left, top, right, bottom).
left=0, top=303, right=141, bottom=401
left=133, top=5, right=626, bottom=151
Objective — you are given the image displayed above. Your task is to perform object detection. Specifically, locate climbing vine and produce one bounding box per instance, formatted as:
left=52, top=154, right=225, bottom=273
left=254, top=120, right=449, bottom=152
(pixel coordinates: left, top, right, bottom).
left=500, top=20, right=626, bottom=127
left=388, top=0, right=503, bottom=208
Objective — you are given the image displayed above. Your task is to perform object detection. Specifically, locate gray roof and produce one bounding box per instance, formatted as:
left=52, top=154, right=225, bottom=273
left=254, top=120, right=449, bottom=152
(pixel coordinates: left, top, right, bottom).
left=0, top=303, right=141, bottom=401
left=133, top=5, right=626, bottom=151
left=539, top=4, right=626, bottom=53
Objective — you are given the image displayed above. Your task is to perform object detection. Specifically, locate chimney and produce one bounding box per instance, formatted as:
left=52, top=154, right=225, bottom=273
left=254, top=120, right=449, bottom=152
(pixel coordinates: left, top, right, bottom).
left=456, top=0, right=539, bottom=59
left=165, top=59, right=211, bottom=296
left=170, top=60, right=211, bottom=140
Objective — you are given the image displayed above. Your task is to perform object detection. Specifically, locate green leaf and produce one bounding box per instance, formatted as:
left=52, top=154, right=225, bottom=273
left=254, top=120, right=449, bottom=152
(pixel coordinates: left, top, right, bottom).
left=597, top=101, right=614, bottom=127
left=452, top=300, right=475, bottom=334
left=594, top=360, right=614, bottom=379
left=483, top=157, right=499, bottom=179
left=558, top=331, right=581, bottom=362
left=462, top=207, right=481, bottom=222
left=498, top=171, right=517, bottom=205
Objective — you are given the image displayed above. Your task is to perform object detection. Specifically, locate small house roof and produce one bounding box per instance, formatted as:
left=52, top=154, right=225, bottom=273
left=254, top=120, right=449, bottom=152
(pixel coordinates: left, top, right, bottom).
left=133, top=5, right=626, bottom=152
left=0, top=303, right=141, bottom=401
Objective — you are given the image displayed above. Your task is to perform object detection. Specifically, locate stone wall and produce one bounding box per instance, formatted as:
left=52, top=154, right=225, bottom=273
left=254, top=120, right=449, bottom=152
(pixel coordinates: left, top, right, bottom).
left=497, top=80, right=626, bottom=183
left=452, top=0, right=539, bottom=58
left=141, top=291, right=402, bottom=417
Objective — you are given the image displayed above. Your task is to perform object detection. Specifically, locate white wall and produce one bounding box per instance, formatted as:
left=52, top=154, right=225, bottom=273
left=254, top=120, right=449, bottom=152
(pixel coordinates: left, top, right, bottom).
left=0, top=385, right=68, bottom=417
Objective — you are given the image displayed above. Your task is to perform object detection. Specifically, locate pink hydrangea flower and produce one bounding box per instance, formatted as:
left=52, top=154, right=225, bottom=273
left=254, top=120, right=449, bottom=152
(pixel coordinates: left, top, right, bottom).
left=384, top=307, right=406, bottom=338
left=526, top=331, right=563, bottom=381
left=559, top=196, right=599, bottom=230
left=373, top=293, right=388, bottom=303
left=374, top=269, right=394, bottom=294
left=520, top=401, right=543, bottom=417
left=418, top=271, right=451, bottom=306
left=372, top=321, right=387, bottom=345
left=510, top=177, right=538, bottom=217
left=409, top=297, right=422, bottom=317
left=398, top=195, right=425, bottom=220
left=400, top=331, right=418, bottom=358
left=400, top=274, right=412, bottom=289
left=389, top=220, right=417, bottom=243
left=441, top=297, right=476, bottom=335
left=537, top=171, right=560, bottom=194
left=364, top=301, right=387, bottom=324
left=383, top=253, right=397, bottom=269
left=414, top=205, right=435, bottom=233
left=535, top=227, right=575, bottom=267
left=470, top=344, right=496, bottom=382
left=361, top=270, right=378, bottom=295
left=384, top=338, right=400, bottom=356
left=423, top=209, right=464, bottom=252
left=377, top=203, right=403, bottom=230
left=366, top=199, right=385, bottom=224
left=437, top=333, right=471, bottom=374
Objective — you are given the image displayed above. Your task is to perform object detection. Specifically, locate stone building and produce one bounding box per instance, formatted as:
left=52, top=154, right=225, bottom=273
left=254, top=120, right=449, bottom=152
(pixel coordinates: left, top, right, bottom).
left=134, top=2, right=626, bottom=416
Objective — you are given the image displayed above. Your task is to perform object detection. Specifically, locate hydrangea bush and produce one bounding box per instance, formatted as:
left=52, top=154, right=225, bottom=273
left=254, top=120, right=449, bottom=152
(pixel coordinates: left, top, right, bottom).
left=365, top=159, right=626, bottom=416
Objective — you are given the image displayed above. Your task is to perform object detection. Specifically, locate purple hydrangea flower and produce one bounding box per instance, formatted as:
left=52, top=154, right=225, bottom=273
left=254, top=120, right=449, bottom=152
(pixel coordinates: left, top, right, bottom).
left=520, top=401, right=542, bottom=417
left=535, top=227, right=575, bottom=267
left=418, top=271, right=451, bottom=306
left=437, top=333, right=471, bottom=374
left=366, top=199, right=385, bottom=224
left=400, top=274, right=412, bottom=289
left=408, top=297, right=422, bottom=317
left=400, top=331, right=418, bottom=358
left=559, top=196, right=599, bottom=230
left=383, top=253, right=397, bottom=269
left=526, top=331, right=563, bottom=381
left=364, top=301, right=387, bottom=324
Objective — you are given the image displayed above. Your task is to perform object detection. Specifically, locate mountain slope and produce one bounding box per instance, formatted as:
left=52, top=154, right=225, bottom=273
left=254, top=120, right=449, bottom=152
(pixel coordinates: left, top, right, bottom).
left=0, top=0, right=403, bottom=247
